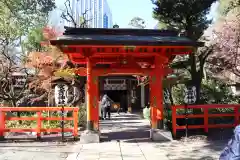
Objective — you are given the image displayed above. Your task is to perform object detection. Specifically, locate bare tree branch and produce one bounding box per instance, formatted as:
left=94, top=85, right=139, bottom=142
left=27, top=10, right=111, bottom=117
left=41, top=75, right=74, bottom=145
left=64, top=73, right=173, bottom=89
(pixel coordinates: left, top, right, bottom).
left=61, top=0, right=77, bottom=27
left=61, top=0, right=91, bottom=28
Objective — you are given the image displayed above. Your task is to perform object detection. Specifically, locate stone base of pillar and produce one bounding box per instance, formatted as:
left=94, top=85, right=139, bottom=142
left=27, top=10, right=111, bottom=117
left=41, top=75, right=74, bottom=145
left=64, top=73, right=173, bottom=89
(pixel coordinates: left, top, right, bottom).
left=80, top=130, right=100, bottom=144
left=150, top=129, right=173, bottom=141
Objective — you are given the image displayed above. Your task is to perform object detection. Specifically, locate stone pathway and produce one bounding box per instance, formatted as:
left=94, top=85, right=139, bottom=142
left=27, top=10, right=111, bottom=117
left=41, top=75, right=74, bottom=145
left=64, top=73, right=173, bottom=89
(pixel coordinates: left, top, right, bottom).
left=0, top=112, right=229, bottom=160
left=0, top=141, right=79, bottom=160
left=67, top=113, right=227, bottom=160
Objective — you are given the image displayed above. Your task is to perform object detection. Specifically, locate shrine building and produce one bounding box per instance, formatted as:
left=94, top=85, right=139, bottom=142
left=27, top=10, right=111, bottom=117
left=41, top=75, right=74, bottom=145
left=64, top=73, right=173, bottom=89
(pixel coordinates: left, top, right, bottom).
left=50, top=27, right=203, bottom=143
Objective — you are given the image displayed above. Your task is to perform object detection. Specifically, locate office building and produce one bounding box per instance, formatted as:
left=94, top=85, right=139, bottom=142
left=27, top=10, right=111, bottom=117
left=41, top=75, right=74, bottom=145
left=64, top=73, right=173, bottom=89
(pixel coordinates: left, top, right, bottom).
left=76, top=0, right=113, bottom=28
left=48, top=0, right=113, bottom=29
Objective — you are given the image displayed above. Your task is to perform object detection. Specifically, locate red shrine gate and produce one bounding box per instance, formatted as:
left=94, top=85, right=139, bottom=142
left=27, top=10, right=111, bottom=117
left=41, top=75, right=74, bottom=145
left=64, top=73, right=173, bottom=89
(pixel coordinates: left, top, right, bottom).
left=51, top=27, right=203, bottom=143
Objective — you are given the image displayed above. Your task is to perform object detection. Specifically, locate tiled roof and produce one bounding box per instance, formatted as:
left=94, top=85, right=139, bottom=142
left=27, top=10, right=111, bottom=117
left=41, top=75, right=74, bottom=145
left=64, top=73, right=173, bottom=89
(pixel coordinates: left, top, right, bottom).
left=50, top=27, right=204, bottom=47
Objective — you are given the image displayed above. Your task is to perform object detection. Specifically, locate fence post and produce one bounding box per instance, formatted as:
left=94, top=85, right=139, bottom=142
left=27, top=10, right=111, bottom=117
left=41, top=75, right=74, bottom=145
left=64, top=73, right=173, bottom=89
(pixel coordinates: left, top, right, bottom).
left=204, top=108, right=208, bottom=134
left=0, top=111, right=5, bottom=140
left=37, top=112, right=42, bottom=140
left=234, top=106, right=239, bottom=126
left=73, top=108, right=79, bottom=140
left=172, top=106, right=177, bottom=139
left=184, top=104, right=188, bottom=138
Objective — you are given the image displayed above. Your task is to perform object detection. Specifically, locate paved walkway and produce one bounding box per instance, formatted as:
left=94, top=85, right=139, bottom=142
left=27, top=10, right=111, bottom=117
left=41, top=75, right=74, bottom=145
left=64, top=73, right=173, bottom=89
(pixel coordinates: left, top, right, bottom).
left=68, top=113, right=226, bottom=160
left=0, top=112, right=228, bottom=160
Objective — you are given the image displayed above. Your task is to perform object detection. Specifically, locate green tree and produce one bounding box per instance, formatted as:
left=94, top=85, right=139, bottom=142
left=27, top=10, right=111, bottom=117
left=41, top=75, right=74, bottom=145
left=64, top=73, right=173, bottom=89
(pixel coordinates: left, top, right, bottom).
left=152, top=0, right=217, bottom=104
left=23, top=26, right=46, bottom=53
left=217, top=0, right=240, bottom=17
left=129, top=17, right=146, bottom=29
left=155, top=22, right=175, bottom=30
left=0, top=0, right=56, bottom=58
left=113, top=24, right=120, bottom=28
left=201, top=78, right=238, bottom=104
left=0, top=0, right=55, bottom=34
left=0, top=0, right=56, bottom=106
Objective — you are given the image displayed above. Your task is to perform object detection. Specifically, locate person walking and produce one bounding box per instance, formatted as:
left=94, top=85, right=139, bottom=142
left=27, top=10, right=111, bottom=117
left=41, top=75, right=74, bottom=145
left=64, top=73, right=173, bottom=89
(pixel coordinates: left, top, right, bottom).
left=99, top=95, right=103, bottom=120
left=220, top=125, right=240, bottom=160
left=101, top=94, right=111, bottom=120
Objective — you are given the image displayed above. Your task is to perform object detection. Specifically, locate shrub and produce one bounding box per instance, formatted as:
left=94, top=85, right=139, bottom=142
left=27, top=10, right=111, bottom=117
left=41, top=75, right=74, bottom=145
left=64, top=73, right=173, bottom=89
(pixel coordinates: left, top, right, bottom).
left=77, top=103, right=87, bottom=127
left=143, top=107, right=150, bottom=120
left=6, top=105, right=88, bottom=130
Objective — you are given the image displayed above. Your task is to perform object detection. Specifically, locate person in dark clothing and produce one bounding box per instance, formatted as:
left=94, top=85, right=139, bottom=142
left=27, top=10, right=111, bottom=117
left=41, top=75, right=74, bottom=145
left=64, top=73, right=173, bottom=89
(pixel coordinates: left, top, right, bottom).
left=220, top=125, right=240, bottom=160
left=101, top=94, right=111, bottom=120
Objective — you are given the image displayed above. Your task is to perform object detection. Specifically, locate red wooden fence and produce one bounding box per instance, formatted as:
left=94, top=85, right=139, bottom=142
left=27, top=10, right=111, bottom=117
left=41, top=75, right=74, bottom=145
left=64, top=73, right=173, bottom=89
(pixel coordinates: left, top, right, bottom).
left=0, top=107, right=79, bottom=140
left=172, top=104, right=240, bottom=138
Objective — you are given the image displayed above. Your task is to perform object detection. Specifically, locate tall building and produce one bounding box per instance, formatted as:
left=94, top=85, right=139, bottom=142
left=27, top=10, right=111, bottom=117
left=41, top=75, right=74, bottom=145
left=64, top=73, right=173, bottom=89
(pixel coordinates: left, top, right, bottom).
left=48, top=0, right=113, bottom=30
left=77, top=0, right=113, bottom=28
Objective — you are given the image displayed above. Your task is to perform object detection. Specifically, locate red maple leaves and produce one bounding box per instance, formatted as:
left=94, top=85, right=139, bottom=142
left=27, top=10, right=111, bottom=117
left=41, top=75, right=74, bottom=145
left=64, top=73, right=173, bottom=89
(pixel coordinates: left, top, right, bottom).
left=26, top=26, right=68, bottom=91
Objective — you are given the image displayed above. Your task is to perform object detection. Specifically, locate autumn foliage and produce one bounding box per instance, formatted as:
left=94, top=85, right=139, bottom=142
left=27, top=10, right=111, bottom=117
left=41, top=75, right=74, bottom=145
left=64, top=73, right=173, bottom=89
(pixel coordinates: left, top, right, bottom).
left=26, top=26, right=69, bottom=92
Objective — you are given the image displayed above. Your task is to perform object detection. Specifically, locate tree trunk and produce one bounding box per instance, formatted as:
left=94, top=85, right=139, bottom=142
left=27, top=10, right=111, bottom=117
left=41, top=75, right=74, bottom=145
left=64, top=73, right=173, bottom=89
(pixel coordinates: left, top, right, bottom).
left=169, top=87, right=174, bottom=105
left=193, top=77, right=202, bottom=104
left=12, top=100, right=22, bottom=123
left=189, top=51, right=203, bottom=118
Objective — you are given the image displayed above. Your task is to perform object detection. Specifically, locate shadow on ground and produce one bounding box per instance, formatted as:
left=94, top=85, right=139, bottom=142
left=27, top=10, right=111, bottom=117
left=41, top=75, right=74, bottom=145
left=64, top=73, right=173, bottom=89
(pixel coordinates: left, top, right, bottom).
left=99, top=113, right=174, bottom=143
left=174, top=128, right=232, bottom=152
left=100, top=128, right=150, bottom=142
left=100, top=112, right=232, bottom=157
left=0, top=133, right=77, bottom=143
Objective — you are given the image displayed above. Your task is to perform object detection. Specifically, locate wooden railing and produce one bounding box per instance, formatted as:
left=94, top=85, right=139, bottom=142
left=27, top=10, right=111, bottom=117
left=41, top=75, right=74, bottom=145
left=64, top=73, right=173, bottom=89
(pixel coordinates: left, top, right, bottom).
left=172, top=104, right=240, bottom=138
left=0, top=107, right=79, bottom=140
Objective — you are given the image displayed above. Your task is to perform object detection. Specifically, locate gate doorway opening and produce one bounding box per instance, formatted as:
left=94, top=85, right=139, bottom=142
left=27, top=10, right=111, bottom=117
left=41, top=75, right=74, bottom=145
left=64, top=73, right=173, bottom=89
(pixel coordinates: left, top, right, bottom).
left=104, top=90, right=127, bottom=111
left=99, top=76, right=143, bottom=113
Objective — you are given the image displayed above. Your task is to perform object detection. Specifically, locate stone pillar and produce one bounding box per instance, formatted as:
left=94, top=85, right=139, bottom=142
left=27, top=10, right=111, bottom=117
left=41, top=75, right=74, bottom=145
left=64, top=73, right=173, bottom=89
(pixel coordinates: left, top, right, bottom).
left=80, top=58, right=100, bottom=143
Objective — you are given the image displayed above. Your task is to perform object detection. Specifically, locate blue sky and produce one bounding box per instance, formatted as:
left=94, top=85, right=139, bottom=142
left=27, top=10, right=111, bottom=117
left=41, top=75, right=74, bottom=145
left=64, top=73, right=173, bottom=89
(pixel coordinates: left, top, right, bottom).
left=107, top=0, right=219, bottom=29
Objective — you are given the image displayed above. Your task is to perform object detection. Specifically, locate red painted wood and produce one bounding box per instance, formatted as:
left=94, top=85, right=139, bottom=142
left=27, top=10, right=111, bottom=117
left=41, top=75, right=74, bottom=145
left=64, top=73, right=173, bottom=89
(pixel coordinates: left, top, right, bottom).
left=92, top=67, right=154, bottom=76
left=60, top=45, right=193, bottom=133
left=0, top=107, right=78, bottom=111
left=173, top=104, right=240, bottom=109
left=149, top=59, right=164, bottom=129
left=37, top=112, right=41, bottom=137
left=172, top=106, right=177, bottom=138
left=86, top=58, right=99, bottom=126
left=204, top=108, right=208, bottom=133
left=0, top=107, right=79, bottom=140
left=73, top=110, right=78, bottom=138
left=63, top=45, right=193, bottom=56
left=172, top=104, right=240, bottom=137
left=0, top=111, right=5, bottom=137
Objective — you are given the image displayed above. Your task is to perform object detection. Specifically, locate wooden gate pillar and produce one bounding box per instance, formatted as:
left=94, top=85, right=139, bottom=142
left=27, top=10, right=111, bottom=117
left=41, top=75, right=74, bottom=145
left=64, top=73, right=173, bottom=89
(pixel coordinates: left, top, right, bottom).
left=86, top=58, right=99, bottom=131
left=149, top=58, right=164, bottom=130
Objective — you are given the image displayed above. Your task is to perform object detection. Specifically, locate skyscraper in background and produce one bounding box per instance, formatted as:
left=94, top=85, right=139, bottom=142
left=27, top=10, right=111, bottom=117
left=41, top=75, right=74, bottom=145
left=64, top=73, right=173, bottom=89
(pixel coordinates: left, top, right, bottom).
left=77, top=0, right=113, bottom=28
left=48, top=0, right=113, bottom=30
